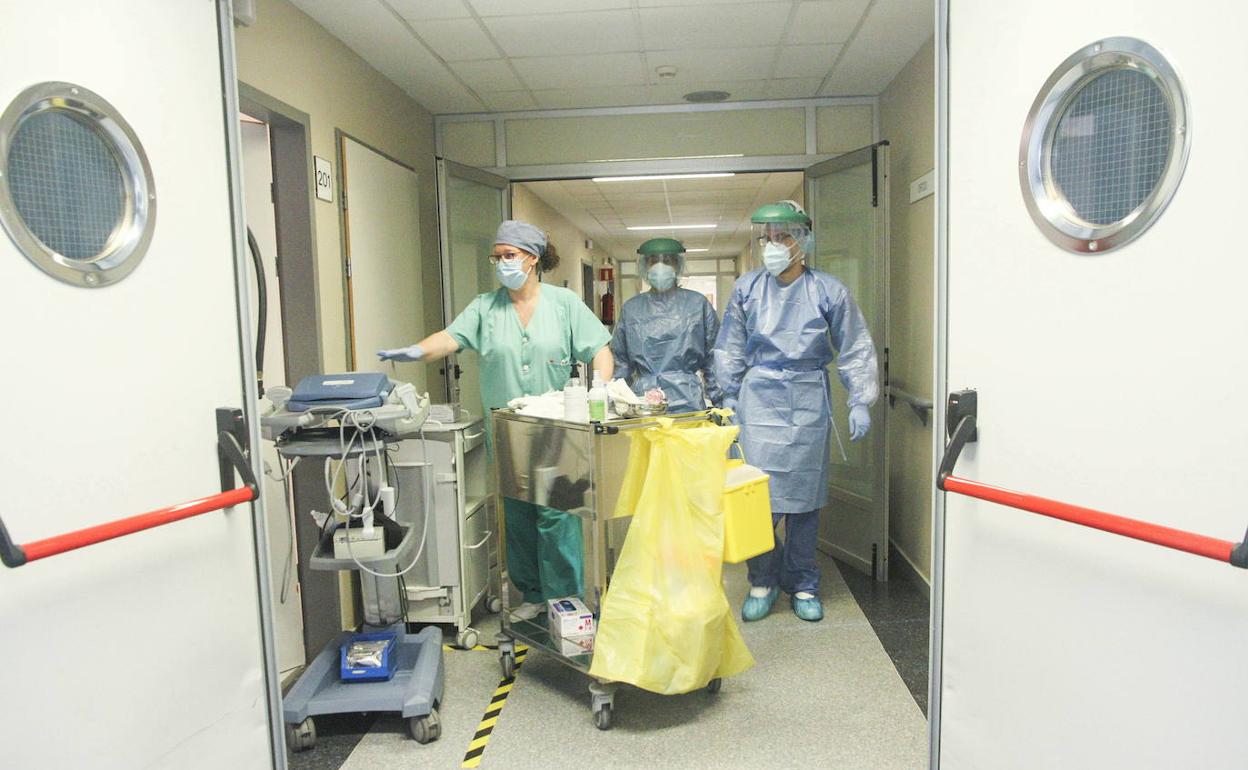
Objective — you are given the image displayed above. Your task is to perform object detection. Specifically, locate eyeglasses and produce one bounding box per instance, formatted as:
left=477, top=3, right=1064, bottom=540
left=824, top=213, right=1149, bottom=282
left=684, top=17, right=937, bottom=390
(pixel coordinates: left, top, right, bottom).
left=756, top=233, right=797, bottom=245
left=488, top=251, right=527, bottom=265
left=643, top=254, right=681, bottom=268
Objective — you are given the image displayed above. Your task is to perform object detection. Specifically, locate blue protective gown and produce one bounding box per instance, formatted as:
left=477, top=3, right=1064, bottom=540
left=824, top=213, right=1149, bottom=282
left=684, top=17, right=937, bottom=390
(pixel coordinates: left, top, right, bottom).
left=712, top=267, right=878, bottom=513
left=609, top=287, right=723, bottom=414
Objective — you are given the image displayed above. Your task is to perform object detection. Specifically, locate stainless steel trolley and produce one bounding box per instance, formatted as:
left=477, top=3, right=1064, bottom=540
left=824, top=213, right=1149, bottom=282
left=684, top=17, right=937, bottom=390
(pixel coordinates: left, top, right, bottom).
left=492, top=409, right=723, bottom=730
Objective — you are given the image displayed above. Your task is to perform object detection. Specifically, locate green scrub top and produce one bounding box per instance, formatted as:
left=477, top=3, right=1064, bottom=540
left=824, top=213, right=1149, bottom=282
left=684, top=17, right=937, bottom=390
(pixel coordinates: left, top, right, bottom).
left=446, top=284, right=611, bottom=411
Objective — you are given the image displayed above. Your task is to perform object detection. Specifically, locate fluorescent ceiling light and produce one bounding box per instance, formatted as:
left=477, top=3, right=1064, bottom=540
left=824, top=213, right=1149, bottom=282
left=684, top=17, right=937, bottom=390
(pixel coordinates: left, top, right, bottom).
left=592, top=173, right=735, bottom=183
left=589, top=153, right=745, bottom=163
left=685, top=248, right=710, bottom=252
left=627, top=224, right=717, bottom=231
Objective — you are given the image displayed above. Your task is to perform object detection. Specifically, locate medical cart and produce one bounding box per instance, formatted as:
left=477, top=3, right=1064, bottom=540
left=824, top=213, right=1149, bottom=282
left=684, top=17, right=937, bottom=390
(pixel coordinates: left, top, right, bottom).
left=492, top=409, right=724, bottom=730
left=391, top=416, right=501, bottom=649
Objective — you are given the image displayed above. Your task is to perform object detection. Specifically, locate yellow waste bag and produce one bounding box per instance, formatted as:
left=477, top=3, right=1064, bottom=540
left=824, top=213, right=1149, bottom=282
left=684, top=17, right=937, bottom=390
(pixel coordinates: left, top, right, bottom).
left=589, top=420, right=755, bottom=694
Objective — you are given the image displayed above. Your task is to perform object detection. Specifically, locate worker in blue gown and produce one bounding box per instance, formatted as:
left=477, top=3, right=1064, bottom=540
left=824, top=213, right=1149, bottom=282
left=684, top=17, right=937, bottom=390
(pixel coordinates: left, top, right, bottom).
left=712, top=200, right=879, bottom=622
left=609, top=238, right=722, bottom=413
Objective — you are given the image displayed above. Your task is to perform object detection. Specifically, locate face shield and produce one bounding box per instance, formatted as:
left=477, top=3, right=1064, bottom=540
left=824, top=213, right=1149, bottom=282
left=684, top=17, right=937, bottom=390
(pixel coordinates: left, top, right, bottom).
left=641, top=251, right=684, bottom=274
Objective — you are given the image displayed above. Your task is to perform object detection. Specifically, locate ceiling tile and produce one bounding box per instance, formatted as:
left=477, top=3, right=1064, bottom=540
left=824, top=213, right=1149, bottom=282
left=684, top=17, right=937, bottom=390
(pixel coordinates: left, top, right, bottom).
left=415, top=18, right=500, bottom=61
left=531, top=85, right=651, bottom=109
left=448, top=59, right=523, bottom=90
left=820, top=0, right=933, bottom=95
left=787, top=0, right=872, bottom=45
left=470, top=0, right=631, bottom=15
left=514, top=52, right=646, bottom=89
left=765, top=77, right=824, bottom=98
left=644, top=47, right=776, bottom=84
left=773, top=44, right=840, bottom=79
left=483, top=11, right=640, bottom=57
left=639, top=4, right=790, bottom=50
left=479, top=90, right=539, bottom=111
left=389, top=0, right=472, bottom=21
left=647, top=79, right=768, bottom=105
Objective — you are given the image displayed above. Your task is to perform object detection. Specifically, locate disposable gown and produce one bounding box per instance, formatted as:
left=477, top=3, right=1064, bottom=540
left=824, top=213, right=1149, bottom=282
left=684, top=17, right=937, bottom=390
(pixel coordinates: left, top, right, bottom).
left=712, top=268, right=878, bottom=513
left=610, top=287, right=722, bottom=414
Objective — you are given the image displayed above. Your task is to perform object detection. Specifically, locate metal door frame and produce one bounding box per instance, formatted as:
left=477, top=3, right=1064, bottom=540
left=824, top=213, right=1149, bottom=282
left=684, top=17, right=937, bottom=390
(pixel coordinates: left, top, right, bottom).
left=804, top=141, right=892, bottom=581
left=435, top=158, right=510, bottom=402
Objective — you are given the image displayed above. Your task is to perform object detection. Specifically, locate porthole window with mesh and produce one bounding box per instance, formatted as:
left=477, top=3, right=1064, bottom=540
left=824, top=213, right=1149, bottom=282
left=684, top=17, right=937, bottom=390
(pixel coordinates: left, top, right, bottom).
left=0, top=82, right=156, bottom=287
left=1020, top=38, right=1189, bottom=254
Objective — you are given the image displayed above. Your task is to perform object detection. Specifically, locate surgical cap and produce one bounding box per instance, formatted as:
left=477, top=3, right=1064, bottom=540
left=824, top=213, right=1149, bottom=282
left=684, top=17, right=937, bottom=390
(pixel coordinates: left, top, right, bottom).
left=494, top=220, right=547, bottom=258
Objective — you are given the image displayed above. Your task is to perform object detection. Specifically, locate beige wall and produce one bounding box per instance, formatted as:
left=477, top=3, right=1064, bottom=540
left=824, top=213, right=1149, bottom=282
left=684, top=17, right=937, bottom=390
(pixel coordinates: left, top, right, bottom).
left=512, top=183, right=609, bottom=316
left=880, top=37, right=936, bottom=587
left=234, top=0, right=441, bottom=374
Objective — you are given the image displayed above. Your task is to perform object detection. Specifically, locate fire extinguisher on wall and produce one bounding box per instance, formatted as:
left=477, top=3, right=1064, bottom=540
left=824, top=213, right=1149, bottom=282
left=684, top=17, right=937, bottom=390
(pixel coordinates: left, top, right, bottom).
left=599, top=262, right=615, bottom=325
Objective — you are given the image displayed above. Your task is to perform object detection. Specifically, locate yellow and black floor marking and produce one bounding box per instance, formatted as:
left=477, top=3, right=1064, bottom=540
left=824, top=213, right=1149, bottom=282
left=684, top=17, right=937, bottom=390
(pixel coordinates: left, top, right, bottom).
left=461, top=646, right=528, bottom=768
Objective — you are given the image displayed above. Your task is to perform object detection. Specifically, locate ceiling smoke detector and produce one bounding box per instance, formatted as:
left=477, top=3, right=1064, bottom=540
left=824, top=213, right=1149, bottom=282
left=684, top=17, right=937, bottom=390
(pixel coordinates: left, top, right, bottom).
left=656, top=65, right=677, bottom=80
left=683, top=90, right=730, bottom=103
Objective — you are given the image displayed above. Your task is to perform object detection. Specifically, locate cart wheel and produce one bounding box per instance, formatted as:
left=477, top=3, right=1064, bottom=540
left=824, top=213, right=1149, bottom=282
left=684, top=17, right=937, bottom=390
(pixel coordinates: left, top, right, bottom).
left=706, top=678, right=722, bottom=694
left=456, top=627, right=480, bottom=650
left=594, top=703, right=613, bottom=731
left=285, top=717, right=317, bottom=752
left=407, top=708, right=441, bottom=744
left=487, top=596, right=503, bottom=614
left=500, top=651, right=516, bottom=679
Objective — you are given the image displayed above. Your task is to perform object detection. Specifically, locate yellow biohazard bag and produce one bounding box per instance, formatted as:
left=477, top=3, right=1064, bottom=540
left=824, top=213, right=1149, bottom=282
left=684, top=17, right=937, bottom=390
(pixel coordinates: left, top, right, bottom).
left=589, top=420, right=755, bottom=694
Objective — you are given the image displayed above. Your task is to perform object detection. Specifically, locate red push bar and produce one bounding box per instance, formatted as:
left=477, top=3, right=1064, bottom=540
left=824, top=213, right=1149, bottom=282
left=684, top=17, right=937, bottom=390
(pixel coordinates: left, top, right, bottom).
left=0, top=410, right=259, bottom=569
left=939, top=390, right=1248, bottom=569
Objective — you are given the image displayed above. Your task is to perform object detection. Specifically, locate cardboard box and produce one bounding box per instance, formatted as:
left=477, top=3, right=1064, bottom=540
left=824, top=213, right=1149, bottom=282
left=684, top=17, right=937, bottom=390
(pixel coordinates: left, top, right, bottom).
left=547, top=596, right=595, bottom=637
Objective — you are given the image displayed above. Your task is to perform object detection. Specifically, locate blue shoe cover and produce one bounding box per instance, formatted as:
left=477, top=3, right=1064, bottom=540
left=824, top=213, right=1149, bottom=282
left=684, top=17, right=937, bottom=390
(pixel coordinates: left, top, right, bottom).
left=741, top=587, right=779, bottom=621
left=792, top=595, right=824, bottom=622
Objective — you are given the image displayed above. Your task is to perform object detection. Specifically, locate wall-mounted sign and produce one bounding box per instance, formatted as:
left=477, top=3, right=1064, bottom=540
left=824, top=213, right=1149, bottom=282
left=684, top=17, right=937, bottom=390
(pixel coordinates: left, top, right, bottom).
left=314, top=155, right=333, bottom=202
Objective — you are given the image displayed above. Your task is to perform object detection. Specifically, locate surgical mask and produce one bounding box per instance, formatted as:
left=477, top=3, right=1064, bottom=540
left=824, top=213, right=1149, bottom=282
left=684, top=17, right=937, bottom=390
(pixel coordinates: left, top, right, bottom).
left=763, top=242, right=795, bottom=277
left=496, top=258, right=531, bottom=290
left=647, top=263, right=676, bottom=291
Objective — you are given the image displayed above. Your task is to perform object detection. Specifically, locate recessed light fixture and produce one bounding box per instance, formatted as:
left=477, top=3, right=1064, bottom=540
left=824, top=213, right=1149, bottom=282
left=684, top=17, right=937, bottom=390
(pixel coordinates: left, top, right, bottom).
left=627, top=224, right=717, bottom=231
left=685, top=248, right=709, bottom=253
left=592, top=173, right=735, bottom=183
left=684, top=90, right=730, bottom=103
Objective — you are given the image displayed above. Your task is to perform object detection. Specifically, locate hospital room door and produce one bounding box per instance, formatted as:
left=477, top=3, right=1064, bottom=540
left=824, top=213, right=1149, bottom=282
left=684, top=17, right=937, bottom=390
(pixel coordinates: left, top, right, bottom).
left=437, top=159, right=510, bottom=415
left=806, top=143, right=890, bottom=580
left=939, top=3, right=1248, bottom=766
left=0, top=1, right=281, bottom=767
left=341, top=136, right=428, bottom=393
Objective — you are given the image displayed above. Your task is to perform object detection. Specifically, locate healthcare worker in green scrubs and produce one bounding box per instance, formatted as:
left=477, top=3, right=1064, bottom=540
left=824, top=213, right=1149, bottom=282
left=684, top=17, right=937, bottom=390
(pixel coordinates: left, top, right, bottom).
left=379, top=220, right=613, bottom=617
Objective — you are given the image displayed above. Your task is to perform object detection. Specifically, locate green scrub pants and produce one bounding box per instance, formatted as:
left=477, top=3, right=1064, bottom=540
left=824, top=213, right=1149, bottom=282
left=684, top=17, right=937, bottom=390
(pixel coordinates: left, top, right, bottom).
left=504, top=497, right=584, bottom=604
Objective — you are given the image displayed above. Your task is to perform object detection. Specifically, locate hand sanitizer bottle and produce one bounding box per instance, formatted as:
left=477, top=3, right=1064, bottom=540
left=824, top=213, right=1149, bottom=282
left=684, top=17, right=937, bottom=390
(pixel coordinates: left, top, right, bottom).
left=588, top=374, right=608, bottom=421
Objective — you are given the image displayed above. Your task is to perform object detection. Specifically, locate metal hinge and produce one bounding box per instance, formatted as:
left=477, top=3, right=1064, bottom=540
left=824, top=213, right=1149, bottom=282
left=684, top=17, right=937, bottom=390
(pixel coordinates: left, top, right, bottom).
left=344, top=260, right=351, bottom=279
left=883, top=346, right=890, bottom=387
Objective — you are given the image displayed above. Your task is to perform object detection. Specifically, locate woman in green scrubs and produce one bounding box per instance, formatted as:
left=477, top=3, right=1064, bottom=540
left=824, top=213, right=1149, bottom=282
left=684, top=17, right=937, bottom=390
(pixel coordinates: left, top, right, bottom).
left=379, top=220, right=613, bottom=616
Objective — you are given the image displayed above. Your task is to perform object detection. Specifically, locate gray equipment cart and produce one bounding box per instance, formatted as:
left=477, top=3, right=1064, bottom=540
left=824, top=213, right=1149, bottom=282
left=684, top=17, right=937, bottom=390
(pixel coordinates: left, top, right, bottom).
left=274, top=433, right=445, bottom=752
left=492, top=409, right=722, bottom=731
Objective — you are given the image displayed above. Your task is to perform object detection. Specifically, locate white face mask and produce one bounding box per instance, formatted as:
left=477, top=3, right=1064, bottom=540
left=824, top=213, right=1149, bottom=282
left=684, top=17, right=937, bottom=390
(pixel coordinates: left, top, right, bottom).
left=496, top=257, right=531, bottom=290
left=763, top=241, right=795, bottom=277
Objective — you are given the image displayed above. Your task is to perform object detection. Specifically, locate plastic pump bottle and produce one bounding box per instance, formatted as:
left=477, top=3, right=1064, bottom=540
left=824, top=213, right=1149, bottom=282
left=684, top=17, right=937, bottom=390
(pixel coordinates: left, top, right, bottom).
left=588, top=374, right=608, bottom=422
left=564, top=362, right=589, bottom=421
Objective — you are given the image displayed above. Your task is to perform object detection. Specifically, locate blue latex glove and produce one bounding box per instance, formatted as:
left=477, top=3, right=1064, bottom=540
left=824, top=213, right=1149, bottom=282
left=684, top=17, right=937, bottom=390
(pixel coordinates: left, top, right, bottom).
left=848, top=404, right=871, bottom=441
left=377, top=344, right=424, bottom=362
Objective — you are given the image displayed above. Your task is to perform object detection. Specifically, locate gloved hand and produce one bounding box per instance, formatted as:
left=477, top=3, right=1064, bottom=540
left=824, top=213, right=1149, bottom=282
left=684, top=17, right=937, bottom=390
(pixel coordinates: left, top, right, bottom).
left=849, top=404, right=871, bottom=441
left=377, top=344, right=424, bottom=362
left=722, top=398, right=739, bottom=425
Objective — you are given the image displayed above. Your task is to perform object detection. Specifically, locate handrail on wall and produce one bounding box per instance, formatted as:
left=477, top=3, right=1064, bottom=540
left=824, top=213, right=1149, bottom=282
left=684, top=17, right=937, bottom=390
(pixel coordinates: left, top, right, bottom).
left=887, top=385, right=934, bottom=426
left=937, top=390, right=1248, bottom=569
left=0, top=409, right=258, bottom=569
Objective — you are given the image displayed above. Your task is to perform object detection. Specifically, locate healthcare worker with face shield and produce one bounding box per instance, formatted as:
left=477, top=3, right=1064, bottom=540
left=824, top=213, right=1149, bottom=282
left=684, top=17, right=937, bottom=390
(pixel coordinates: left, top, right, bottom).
left=609, top=238, right=722, bottom=413
left=713, top=201, right=878, bottom=622
left=379, top=220, right=613, bottom=617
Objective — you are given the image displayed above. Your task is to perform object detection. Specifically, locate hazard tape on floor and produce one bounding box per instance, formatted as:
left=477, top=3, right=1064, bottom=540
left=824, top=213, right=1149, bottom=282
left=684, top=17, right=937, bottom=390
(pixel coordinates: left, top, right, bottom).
left=461, top=646, right=528, bottom=768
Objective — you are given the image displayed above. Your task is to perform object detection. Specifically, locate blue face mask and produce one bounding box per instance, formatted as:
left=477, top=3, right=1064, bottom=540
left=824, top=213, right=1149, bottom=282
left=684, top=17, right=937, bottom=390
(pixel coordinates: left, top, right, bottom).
left=763, top=242, right=795, bottom=277
left=647, top=263, right=677, bottom=291
left=496, top=258, right=531, bottom=290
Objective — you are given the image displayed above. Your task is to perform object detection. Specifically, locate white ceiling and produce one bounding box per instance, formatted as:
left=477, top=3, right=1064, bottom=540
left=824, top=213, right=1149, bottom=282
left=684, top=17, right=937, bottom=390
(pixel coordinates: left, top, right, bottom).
left=289, top=0, right=934, bottom=114
left=521, top=171, right=804, bottom=262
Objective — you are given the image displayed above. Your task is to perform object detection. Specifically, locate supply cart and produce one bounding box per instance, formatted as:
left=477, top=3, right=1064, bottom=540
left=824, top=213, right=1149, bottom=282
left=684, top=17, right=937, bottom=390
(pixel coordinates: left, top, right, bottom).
left=492, top=409, right=725, bottom=730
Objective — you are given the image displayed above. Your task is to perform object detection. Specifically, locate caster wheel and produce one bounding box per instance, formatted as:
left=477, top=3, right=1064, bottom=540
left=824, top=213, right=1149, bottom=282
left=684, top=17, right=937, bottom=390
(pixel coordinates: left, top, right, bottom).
left=500, top=651, right=516, bottom=679
left=594, top=703, right=613, bottom=731
left=407, top=708, right=441, bottom=744
left=456, top=628, right=480, bottom=649
left=285, top=717, right=316, bottom=752
left=706, top=678, right=722, bottom=694
left=487, top=596, right=503, bottom=614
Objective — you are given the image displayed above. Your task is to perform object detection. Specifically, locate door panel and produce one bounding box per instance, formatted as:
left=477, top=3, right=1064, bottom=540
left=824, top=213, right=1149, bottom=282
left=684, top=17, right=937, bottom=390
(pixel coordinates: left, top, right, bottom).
left=941, top=3, right=1248, bottom=766
left=0, top=2, right=277, bottom=767
left=806, top=144, right=890, bottom=579
left=341, top=136, right=426, bottom=392
left=438, top=160, right=509, bottom=417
